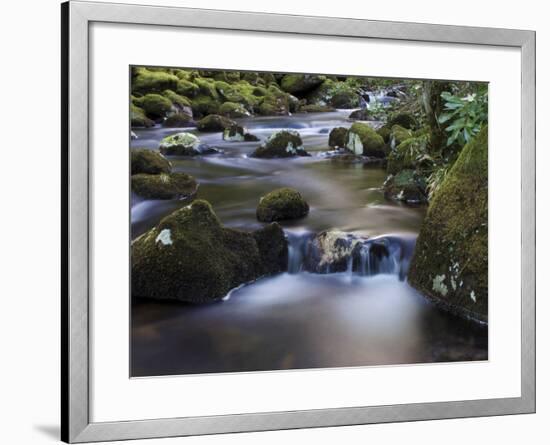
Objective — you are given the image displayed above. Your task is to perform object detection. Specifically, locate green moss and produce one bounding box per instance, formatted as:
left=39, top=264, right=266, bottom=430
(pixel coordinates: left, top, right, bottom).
left=194, top=77, right=219, bottom=99
left=176, top=79, right=200, bottom=98
left=345, top=122, right=386, bottom=157
left=162, top=90, right=191, bottom=108
left=163, top=113, right=194, bottom=128
left=256, top=188, right=310, bottom=222
left=328, top=127, right=348, bottom=148
left=190, top=95, right=221, bottom=117
left=131, top=200, right=287, bottom=303
left=159, top=132, right=200, bottom=155
left=138, top=94, right=173, bottom=120
left=387, top=112, right=417, bottom=130
left=251, top=130, right=309, bottom=158
left=196, top=114, right=236, bottom=132
left=408, top=126, right=488, bottom=322
left=390, top=125, right=413, bottom=147
left=131, top=172, right=198, bottom=199
left=306, top=79, right=359, bottom=108
left=258, top=85, right=290, bottom=116
left=219, top=101, right=251, bottom=118
left=348, top=109, right=370, bottom=121
left=280, top=74, right=325, bottom=95
left=377, top=125, right=391, bottom=143
left=130, top=104, right=154, bottom=128
left=132, top=68, right=179, bottom=94
left=222, top=124, right=245, bottom=142
left=131, top=149, right=171, bottom=175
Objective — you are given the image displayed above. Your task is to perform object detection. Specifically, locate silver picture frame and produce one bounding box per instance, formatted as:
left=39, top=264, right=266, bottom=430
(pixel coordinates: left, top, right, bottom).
left=61, top=1, right=536, bottom=442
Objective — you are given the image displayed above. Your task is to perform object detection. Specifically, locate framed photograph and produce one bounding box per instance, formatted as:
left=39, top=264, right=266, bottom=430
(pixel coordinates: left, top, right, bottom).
left=62, top=1, right=535, bottom=442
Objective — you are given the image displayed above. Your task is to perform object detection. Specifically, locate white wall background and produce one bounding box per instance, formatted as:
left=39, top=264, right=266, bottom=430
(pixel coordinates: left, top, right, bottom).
left=0, top=0, right=546, bottom=444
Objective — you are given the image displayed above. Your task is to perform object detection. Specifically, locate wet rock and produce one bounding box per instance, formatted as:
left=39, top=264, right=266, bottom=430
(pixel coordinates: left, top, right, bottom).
left=345, top=122, right=387, bottom=157
left=163, top=113, right=195, bottom=128
left=383, top=169, right=428, bottom=204
left=159, top=132, right=200, bottom=156
left=131, top=149, right=171, bottom=175
left=348, top=109, right=370, bottom=121
left=297, top=104, right=336, bottom=113
left=131, top=104, right=155, bottom=128
left=131, top=172, right=198, bottom=200
left=196, top=114, right=236, bottom=132
left=222, top=124, right=259, bottom=142
left=408, top=127, right=488, bottom=323
left=131, top=200, right=287, bottom=303
left=256, top=188, right=309, bottom=222
left=219, top=101, right=251, bottom=118
left=250, top=130, right=309, bottom=158
left=328, top=127, right=348, bottom=148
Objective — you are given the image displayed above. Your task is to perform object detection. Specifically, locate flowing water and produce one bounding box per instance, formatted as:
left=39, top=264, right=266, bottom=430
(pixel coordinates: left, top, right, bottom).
left=130, top=110, right=488, bottom=377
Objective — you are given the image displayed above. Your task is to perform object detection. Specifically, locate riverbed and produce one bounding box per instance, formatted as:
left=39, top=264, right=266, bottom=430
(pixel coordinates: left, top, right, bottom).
left=130, top=110, right=488, bottom=377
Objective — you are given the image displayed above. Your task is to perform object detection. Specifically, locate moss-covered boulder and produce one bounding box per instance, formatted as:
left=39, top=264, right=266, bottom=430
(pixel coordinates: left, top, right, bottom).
left=348, top=109, right=370, bottom=121
left=408, top=127, right=488, bottom=323
left=383, top=169, right=427, bottom=204
left=377, top=125, right=391, bottom=143
left=345, top=122, right=386, bottom=157
left=328, top=127, right=348, bottom=148
left=163, top=113, right=194, bottom=128
left=131, top=200, right=288, bottom=303
left=306, top=79, right=360, bottom=108
left=132, top=68, right=179, bottom=94
left=196, top=114, right=236, bottom=132
left=219, top=101, right=251, bottom=118
left=131, top=149, right=171, bottom=175
left=176, top=78, right=200, bottom=97
left=137, top=94, right=173, bottom=120
left=131, top=172, right=198, bottom=200
left=251, top=130, right=309, bottom=158
left=330, top=90, right=360, bottom=108
left=159, top=132, right=200, bottom=156
left=222, top=124, right=259, bottom=142
left=130, top=104, right=154, bottom=128
left=256, top=188, right=309, bottom=222
left=280, top=74, right=325, bottom=95
left=387, top=112, right=417, bottom=130
left=390, top=125, right=413, bottom=148
left=258, top=86, right=290, bottom=116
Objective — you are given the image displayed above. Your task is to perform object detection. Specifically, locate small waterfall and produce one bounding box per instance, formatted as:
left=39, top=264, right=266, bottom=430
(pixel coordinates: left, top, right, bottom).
left=285, top=230, right=417, bottom=280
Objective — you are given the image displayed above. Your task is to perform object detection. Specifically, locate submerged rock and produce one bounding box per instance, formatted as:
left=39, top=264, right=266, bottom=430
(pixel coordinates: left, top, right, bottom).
left=250, top=130, right=309, bottom=158
left=196, top=114, right=236, bottom=132
left=131, top=149, right=171, bottom=175
left=256, top=188, right=309, bottom=222
left=131, top=172, right=198, bottom=200
left=383, top=169, right=427, bottom=204
left=222, top=124, right=259, bottom=142
left=345, top=122, right=386, bottom=157
left=159, top=132, right=200, bottom=156
left=131, top=200, right=288, bottom=303
left=408, top=126, right=488, bottom=323
left=328, top=127, right=348, bottom=148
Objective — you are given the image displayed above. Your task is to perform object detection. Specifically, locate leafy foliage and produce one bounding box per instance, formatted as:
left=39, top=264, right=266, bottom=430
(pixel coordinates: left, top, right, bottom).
left=438, top=86, right=488, bottom=147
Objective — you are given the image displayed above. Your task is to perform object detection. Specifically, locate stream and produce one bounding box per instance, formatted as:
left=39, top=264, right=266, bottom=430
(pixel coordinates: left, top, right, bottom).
left=130, top=110, right=488, bottom=377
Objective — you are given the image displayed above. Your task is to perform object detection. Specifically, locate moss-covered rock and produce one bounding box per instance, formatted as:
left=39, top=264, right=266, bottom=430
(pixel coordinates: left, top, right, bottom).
left=190, top=95, right=221, bottom=117
left=219, top=101, right=251, bottom=118
left=256, top=188, right=309, bottom=222
left=196, top=114, right=236, bottom=132
left=377, top=125, right=391, bottom=143
left=132, top=68, right=179, bottom=94
left=306, top=79, right=360, bottom=108
left=130, top=104, right=154, bottom=128
left=137, top=94, right=173, bottom=120
left=408, top=127, right=488, bottom=323
left=162, top=113, right=194, bottom=128
left=222, top=124, right=259, bottom=142
left=390, top=125, right=413, bottom=148
left=176, top=78, right=200, bottom=97
left=162, top=89, right=191, bottom=109
left=131, top=149, right=171, bottom=175
left=159, top=132, right=200, bottom=156
left=131, top=200, right=288, bottom=303
left=330, top=90, right=360, bottom=108
left=387, top=112, right=417, bottom=130
left=328, top=127, right=348, bottom=148
left=345, top=122, right=386, bottom=157
left=383, top=169, right=427, bottom=204
left=348, top=109, right=370, bottom=121
left=251, top=130, right=309, bottom=158
left=258, top=85, right=290, bottom=116
left=131, top=172, right=198, bottom=200
left=280, top=74, right=325, bottom=95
